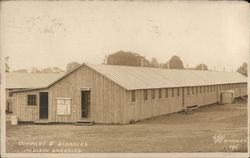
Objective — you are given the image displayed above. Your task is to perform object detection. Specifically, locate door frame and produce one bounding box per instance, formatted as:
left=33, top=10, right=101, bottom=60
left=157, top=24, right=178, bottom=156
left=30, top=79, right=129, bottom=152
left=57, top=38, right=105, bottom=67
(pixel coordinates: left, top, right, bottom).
left=39, top=92, right=49, bottom=119
left=80, top=88, right=91, bottom=119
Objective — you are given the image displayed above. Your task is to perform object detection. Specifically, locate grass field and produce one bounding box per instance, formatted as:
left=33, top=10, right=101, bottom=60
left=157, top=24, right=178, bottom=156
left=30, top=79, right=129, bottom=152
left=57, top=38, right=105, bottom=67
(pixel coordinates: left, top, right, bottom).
left=6, top=99, right=247, bottom=153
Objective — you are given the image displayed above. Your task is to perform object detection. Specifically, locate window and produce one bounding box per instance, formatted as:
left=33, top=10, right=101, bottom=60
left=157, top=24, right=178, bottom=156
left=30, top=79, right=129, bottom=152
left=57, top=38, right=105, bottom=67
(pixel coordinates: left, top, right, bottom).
left=177, top=88, right=180, bottom=96
left=172, top=88, right=174, bottom=97
left=200, top=86, right=202, bottom=93
left=165, top=89, right=168, bottom=98
left=187, top=87, right=190, bottom=95
left=27, top=95, right=36, bottom=106
left=57, top=97, right=71, bottom=115
left=9, top=92, right=13, bottom=97
left=159, top=89, right=162, bottom=98
left=131, top=90, right=136, bottom=102
left=196, top=87, right=198, bottom=94
left=144, top=90, right=148, bottom=100
left=191, top=87, right=194, bottom=95
left=151, top=89, right=155, bottom=99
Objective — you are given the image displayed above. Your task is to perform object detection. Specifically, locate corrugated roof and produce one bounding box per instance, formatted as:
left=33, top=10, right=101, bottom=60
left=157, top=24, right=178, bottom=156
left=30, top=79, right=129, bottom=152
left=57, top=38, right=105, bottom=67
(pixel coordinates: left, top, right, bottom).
left=6, top=72, right=64, bottom=89
left=85, top=64, right=247, bottom=90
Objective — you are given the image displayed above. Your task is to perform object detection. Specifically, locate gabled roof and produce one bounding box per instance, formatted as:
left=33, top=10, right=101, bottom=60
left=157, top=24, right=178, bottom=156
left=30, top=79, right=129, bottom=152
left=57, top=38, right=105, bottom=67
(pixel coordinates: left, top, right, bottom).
left=85, top=64, right=247, bottom=90
left=11, top=63, right=247, bottom=92
left=6, top=72, right=64, bottom=89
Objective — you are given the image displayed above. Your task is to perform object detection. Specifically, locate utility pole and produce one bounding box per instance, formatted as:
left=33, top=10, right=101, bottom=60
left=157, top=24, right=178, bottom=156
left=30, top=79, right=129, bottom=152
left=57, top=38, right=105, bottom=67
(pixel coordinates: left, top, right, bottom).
left=141, top=58, right=144, bottom=67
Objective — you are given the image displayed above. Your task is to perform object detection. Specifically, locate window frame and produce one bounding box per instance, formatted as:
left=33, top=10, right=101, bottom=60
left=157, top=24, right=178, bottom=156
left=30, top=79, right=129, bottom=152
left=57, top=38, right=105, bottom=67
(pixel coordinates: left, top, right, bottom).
left=159, top=89, right=162, bottom=99
left=27, top=94, right=37, bottom=106
left=151, top=89, right=155, bottom=100
left=131, top=90, right=136, bottom=102
left=9, top=92, right=13, bottom=97
left=144, top=89, right=148, bottom=100
left=165, top=89, right=168, bottom=98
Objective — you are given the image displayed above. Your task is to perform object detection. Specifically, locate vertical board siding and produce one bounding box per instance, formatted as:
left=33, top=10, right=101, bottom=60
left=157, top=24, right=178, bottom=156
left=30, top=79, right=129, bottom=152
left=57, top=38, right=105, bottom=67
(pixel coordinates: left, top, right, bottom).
left=13, top=65, right=127, bottom=123
left=127, top=88, right=182, bottom=122
left=48, top=65, right=127, bottom=123
left=12, top=67, right=248, bottom=124
left=13, top=90, right=39, bottom=121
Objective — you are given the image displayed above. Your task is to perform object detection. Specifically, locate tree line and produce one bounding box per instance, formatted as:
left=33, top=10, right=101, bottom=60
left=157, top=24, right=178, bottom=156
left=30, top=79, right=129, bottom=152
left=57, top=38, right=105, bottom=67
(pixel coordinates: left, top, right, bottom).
left=8, top=61, right=81, bottom=73
left=104, top=51, right=247, bottom=76
left=5, top=51, right=248, bottom=77
left=104, top=50, right=209, bottom=70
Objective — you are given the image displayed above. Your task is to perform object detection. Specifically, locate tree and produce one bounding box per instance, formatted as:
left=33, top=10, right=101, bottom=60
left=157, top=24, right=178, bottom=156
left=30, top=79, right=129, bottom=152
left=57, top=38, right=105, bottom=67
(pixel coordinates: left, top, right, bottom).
left=195, top=64, right=208, bottom=71
left=66, top=62, right=81, bottom=72
left=30, top=67, right=65, bottom=73
left=40, top=67, right=53, bottom=73
left=52, top=67, right=65, bottom=73
left=106, top=50, right=150, bottom=67
left=237, top=62, right=247, bottom=76
left=31, top=67, right=41, bottom=73
left=150, top=57, right=160, bottom=68
left=12, top=69, right=28, bottom=73
left=165, top=55, right=184, bottom=69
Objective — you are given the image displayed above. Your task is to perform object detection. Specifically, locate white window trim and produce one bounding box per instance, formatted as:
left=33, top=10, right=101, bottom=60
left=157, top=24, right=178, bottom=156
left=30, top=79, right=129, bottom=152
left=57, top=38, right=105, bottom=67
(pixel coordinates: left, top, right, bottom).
left=56, top=97, right=72, bottom=115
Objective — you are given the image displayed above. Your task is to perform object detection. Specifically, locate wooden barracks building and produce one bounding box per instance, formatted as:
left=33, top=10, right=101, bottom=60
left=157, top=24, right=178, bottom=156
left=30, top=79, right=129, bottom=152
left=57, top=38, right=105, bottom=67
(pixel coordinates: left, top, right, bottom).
left=6, top=72, right=63, bottom=113
left=11, top=63, right=247, bottom=124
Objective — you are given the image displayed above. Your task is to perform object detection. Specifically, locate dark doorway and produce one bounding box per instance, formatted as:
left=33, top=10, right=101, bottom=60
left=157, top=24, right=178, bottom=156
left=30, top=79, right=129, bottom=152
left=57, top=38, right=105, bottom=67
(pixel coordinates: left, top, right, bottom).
left=39, top=92, right=48, bottom=119
left=81, top=90, right=90, bottom=118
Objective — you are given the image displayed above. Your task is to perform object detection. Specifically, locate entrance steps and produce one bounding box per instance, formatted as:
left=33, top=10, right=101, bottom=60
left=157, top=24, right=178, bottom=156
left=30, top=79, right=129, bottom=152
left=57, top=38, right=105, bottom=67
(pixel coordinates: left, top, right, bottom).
left=75, top=120, right=93, bottom=126
left=34, top=120, right=50, bottom=125
left=183, top=105, right=198, bottom=114
left=240, top=96, right=248, bottom=101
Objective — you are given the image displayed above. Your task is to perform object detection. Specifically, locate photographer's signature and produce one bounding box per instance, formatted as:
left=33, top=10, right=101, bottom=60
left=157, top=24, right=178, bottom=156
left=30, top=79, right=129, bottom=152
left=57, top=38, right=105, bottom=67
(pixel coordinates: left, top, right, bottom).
left=212, top=133, right=246, bottom=151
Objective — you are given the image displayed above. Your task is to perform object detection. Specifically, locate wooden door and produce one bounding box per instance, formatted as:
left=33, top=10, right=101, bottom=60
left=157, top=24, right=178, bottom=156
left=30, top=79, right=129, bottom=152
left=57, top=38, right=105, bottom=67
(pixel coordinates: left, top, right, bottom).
left=39, top=92, right=48, bottom=119
left=81, top=91, right=90, bottom=118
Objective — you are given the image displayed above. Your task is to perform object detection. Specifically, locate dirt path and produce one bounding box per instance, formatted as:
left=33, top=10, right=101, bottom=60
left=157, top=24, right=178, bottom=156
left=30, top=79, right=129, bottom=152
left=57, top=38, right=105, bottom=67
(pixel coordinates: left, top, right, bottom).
left=6, top=101, right=247, bottom=153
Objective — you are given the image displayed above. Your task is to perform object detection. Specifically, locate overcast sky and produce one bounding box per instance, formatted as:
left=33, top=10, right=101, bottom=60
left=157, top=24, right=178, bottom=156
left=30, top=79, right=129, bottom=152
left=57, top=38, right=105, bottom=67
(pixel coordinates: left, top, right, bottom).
left=1, top=1, right=249, bottom=71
